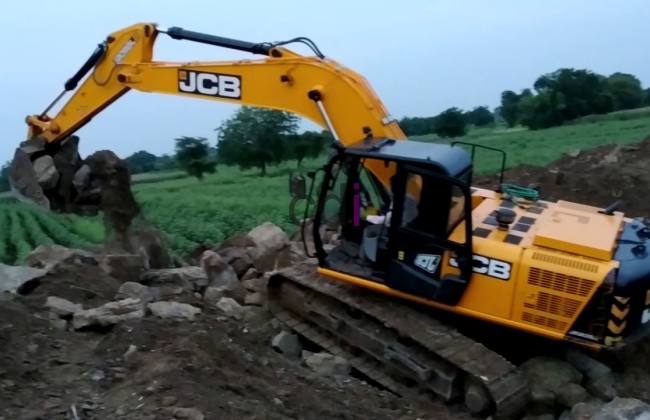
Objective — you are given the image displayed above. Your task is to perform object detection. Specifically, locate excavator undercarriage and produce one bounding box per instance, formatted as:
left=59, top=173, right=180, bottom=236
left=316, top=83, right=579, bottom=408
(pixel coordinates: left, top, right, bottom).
left=268, top=262, right=530, bottom=418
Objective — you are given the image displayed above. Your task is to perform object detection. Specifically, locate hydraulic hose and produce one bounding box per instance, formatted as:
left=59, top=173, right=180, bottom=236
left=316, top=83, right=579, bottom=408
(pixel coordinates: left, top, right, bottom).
left=500, top=183, right=540, bottom=207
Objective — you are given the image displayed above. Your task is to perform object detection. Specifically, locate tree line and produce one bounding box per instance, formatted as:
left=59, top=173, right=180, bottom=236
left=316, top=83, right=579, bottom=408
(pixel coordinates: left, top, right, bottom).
left=398, top=67, right=650, bottom=137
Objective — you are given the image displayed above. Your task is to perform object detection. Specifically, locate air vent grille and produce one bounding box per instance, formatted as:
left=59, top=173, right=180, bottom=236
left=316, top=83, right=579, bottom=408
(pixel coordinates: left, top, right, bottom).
left=522, top=312, right=568, bottom=331
left=531, top=252, right=599, bottom=273
left=524, top=292, right=582, bottom=318
left=528, top=267, right=595, bottom=297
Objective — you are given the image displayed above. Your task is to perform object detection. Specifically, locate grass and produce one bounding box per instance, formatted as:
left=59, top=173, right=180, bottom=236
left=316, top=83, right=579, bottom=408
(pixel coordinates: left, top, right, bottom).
left=1, top=108, right=649, bottom=264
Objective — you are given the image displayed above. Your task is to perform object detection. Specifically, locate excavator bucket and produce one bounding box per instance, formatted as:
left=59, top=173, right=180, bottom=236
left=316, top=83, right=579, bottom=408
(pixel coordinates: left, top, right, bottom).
left=8, top=135, right=86, bottom=214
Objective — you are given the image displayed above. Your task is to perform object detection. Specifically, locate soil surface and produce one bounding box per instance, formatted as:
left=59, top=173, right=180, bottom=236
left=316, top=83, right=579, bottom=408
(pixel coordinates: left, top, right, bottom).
left=474, top=136, right=650, bottom=218
left=0, top=261, right=460, bottom=420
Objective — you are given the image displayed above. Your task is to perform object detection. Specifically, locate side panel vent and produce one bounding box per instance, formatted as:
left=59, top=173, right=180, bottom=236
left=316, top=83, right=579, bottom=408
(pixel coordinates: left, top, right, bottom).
left=528, top=267, right=596, bottom=297
left=522, top=312, right=568, bottom=331
left=531, top=252, right=599, bottom=273
left=524, top=292, right=582, bottom=318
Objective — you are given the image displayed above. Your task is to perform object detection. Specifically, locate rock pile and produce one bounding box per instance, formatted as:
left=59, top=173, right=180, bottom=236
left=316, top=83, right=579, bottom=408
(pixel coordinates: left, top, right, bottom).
left=1, top=221, right=650, bottom=419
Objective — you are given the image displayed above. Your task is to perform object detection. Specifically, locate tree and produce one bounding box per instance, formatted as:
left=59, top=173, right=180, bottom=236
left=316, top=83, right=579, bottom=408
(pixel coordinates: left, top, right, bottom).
left=124, top=150, right=158, bottom=174
left=174, top=136, right=216, bottom=180
left=532, top=68, right=614, bottom=122
left=499, top=90, right=523, bottom=127
left=606, top=72, right=645, bottom=111
left=464, top=106, right=495, bottom=127
left=398, top=116, right=437, bottom=136
left=433, top=107, right=467, bottom=138
left=0, top=161, right=10, bottom=192
left=286, top=130, right=331, bottom=167
left=215, top=106, right=299, bottom=175
left=517, top=89, right=565, bottom=130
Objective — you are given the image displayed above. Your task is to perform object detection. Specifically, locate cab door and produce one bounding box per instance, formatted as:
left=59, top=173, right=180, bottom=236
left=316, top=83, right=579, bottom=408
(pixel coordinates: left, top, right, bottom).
left=385, top=164, right=474, bottom=306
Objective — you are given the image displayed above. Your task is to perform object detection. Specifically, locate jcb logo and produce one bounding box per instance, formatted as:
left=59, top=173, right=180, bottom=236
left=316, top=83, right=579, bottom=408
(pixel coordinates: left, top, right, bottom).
left=178, top=70, right=242, bottom=99
left=449, top=254, right=512, bottom=280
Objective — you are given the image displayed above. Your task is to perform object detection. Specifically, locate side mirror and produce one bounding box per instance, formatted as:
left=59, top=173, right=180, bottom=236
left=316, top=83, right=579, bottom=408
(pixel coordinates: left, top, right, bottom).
left=289, top=172, right=306, bottom=198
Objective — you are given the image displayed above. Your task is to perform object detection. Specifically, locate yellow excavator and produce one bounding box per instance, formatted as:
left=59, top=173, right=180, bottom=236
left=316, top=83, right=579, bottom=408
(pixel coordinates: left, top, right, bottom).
left=10, top=22, right=650, bottom=419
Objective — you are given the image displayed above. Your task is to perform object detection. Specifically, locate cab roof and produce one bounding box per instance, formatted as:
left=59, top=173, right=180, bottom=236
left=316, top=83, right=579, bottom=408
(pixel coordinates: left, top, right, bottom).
left=341, top=137, right=473, bottom=177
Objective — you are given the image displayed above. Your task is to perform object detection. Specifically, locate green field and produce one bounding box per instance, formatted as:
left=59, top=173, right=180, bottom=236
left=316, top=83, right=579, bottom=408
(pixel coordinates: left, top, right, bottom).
left=1, top=109, right=650, bottom=266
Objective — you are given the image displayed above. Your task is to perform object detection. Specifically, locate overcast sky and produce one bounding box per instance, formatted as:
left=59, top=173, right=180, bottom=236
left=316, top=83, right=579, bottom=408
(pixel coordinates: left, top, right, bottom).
left=0, top=0, right=648, bottom=163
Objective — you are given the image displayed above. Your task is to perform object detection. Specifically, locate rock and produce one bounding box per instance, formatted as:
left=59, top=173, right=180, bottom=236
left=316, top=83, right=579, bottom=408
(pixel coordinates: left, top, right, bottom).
left=248, top=222, right=289, bottom=251
left=585, top=374, right=616, bottom=402
left=244, top=292, right=265, bottom=306
left=33, top=155, right=59, bottom=190
left=274, top=241, right=309, bottom=270
left=303, top=352, right=351, bottom=378
left=50, top=318, right=68, bottom=331
left=72, top=164, right=91, bottom=193
left=241, top=276, right=268, bottom=294
left=203, top=286, right=228, bottom=305
left=271, top=331, right=302, bottom=358
left=140, top=267, right=206, bottom=291
left=45, top=296, right=83, bottom=317
left=556, top=383, right=588, bottom=408
left=592, top=397, right=650, bottom=420
left=72, top=298, right=145, bottom=329
left=247, top=222, right=289, bottom=271
left=23, top=244, right=97, bottom=270
left=215, top=247, right=253, bottom=278
left=115, top=282, right=156, bottom=302
left=0, top=264, right=47, bottom=294
left=148, top=301, right=201, bottom=320
left=216, top=234, right=256, bottom=250
left=564, top=399, right=605, bottom=419
left=200, top=251, right=239, bottom=289
left=99, top=254, right=146, bottom=283
left=124, top=344, right=137, bottom=358
left=566, top=349, right=616, bottom=401
left=241, top=268, right=259, bottom=281
left=215, top=297, right=243, bottom=318
left=165, top=407, right=204, bottom=420
left=126, top=228, right=172, bottom=269
left=520, top=357, right=583, bottom=413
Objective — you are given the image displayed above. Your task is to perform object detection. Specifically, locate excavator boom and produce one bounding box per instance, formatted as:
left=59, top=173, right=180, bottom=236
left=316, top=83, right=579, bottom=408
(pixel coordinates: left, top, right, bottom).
left=11, top=23, right=405, bottom=212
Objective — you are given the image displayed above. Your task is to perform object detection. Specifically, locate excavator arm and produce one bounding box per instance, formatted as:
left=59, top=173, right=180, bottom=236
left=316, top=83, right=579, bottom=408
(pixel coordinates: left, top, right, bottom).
left=11, top=22, right=407, bottom=212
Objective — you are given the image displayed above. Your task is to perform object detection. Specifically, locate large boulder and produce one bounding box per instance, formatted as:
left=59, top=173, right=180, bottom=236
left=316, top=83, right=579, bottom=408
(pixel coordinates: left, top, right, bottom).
left=200, top=251, right=239, bottom=289
left=247, top=222, right=290, bottom=272
left=215, top=246, right=253, bottom=278
left=565, top=349, right=616, bottom=402
left=520, top=357, right=584, bottom=415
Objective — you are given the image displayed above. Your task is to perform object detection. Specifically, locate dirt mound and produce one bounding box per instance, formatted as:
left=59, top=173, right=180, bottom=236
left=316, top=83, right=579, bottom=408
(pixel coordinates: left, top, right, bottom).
left=474, top=136, right=650, bottom=218
left=0, top=255, right=457, bottom=419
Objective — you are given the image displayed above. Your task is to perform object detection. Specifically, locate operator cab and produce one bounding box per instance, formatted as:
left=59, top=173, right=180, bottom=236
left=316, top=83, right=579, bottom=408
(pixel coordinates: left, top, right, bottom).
left=290, top=138, right=479, bottom=306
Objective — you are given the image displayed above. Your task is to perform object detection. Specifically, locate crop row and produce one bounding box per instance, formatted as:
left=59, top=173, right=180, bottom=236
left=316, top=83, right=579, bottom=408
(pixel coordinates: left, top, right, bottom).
left=0, top=205, right=94, bottom=265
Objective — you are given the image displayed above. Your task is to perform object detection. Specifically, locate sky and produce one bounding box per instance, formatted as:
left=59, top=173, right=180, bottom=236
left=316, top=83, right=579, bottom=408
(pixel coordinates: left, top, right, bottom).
left=0, top=0, right=648, bottom=163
